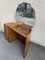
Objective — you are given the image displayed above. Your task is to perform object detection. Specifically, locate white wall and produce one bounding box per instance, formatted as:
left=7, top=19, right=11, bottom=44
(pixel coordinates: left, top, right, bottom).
left=0, top=0, right=45, bottom=47
left=30, top=0, right=45, bottom=47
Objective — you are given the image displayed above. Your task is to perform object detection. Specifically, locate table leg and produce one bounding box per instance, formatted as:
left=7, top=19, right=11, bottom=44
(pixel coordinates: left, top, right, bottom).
left=23, top=40, right=29, bottom=58
left=4, top=25, right=17, bottom=42
left=23, top=31, right=32, bottom=58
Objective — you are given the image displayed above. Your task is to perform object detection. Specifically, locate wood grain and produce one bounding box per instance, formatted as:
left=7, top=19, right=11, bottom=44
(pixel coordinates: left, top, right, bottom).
left=4, top=22, right=32, bottom=58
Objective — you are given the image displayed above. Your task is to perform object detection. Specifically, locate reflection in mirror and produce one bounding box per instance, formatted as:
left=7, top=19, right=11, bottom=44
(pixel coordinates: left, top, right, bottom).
left=15, top=2, right=35, bottom=27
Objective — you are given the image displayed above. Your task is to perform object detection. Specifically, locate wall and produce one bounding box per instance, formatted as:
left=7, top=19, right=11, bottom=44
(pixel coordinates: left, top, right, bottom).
left=0, top=0, right=45, bottom=47
left=30, top=0, right=45, bottom=47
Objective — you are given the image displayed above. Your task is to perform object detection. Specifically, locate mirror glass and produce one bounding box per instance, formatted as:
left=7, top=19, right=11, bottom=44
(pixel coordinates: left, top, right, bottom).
left=15, top=2, right=35, bottom=27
